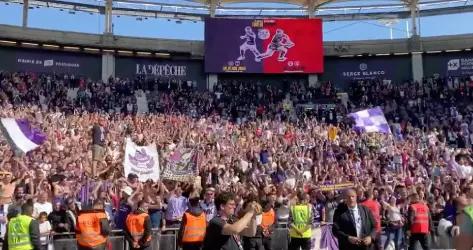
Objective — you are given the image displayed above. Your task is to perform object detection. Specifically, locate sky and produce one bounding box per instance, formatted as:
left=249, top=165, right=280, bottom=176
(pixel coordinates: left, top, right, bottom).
left=0, top=1, right=472, bottom=41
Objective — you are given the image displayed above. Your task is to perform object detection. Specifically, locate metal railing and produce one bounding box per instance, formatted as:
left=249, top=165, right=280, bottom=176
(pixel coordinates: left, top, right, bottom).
left=0, top=224, right=455, bottom=250
left=44, top=228, right=178, bottom=250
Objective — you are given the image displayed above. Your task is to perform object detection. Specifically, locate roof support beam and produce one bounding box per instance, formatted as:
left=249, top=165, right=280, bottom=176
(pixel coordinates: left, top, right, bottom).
left=22, top=0, right=29, bottom=28
left=208, top=0, right=217, bottom=17
left=307, top=0, right=316, bottom=18
left=104, top=0, right=113, bottom=34
left=408, top=0, right=419, bottom=37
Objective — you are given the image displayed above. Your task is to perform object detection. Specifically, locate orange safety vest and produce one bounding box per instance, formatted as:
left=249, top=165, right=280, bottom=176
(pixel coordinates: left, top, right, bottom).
left=182, top=212, right=206, bottom=243
left=76, top=211, right=108, bottom=247
left=410, top=203, right=430, bottom=234
left=126, top=213, right=152, bottom=244
left=261, top=209, right=275, bottom=231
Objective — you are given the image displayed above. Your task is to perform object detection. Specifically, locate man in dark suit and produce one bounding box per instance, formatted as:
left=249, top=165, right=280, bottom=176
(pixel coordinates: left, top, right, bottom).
left=332, top=188, right=377, bottom=250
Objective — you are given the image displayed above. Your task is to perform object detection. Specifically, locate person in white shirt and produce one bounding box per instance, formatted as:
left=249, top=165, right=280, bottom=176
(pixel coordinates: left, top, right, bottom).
left=332, top=189, right=377, bottom=250
left=382, top=196, right=403, bottom=250
left=449, top=152, right=473, bottom=179
left=33, top=193, right=53, bottom=218
left=38, top=211, right=52, bottom=249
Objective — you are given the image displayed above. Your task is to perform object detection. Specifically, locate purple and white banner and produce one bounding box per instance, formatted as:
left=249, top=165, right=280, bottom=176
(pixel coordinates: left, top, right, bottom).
left=123, top=138, right=160, bottom=182
left=348, top=107, right=391, bottom=134
left=0, top=118, right=46, bottom=153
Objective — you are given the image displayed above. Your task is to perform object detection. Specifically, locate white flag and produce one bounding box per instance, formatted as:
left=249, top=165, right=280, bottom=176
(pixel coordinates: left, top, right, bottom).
left=124, top=138, right=160, bottom=182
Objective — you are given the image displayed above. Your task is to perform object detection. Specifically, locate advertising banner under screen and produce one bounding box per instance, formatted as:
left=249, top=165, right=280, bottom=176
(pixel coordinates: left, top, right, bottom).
left=0, top=46, right=101, bottom=78
left=322, top=56, right=412, bottom=89
left=205, top=18, right=323, bottom=74
left=423, top=52, right=473, bottom=77
left=115, top=57, right=206, bottom=90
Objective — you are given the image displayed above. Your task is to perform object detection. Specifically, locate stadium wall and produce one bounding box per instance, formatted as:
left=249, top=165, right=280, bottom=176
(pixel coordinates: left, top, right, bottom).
left=115, top=56, right=206, bottom=91
left=322, top=55, right=413, bottom=89
left=0, top=46, right=102, bottom=79
left=0, top=24, right=472, bottom=89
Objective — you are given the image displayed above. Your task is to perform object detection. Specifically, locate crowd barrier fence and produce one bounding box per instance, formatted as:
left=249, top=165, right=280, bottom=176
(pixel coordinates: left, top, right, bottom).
left=0, top=224, right=455, bottom=250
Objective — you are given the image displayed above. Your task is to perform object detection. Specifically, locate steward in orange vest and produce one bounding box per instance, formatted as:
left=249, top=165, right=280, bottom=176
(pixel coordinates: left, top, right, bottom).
left=407, top=193, right=435, bottom=250
left=178, top=197, right=206, bottom=250
left=125, top=201, right=152, bottom=250
left=259, top=199, right=275, bottom=250
left=76, top=200, right=110, bottom=250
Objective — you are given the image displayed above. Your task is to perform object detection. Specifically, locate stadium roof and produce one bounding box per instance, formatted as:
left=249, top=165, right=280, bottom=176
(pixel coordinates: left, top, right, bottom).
left=190, top=0, right=330, bottom=5
left=2, top=0, right=473, bottom=21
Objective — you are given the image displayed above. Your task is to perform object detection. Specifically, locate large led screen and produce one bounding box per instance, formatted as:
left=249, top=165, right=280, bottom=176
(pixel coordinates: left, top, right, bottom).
left=205, top=18, right=324, bottom=74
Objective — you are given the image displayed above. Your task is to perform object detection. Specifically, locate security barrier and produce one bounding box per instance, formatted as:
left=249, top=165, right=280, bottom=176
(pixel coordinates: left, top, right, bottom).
left=0, top=225, right=454, bottom=250
left=271, top=228, right=289, bottom=250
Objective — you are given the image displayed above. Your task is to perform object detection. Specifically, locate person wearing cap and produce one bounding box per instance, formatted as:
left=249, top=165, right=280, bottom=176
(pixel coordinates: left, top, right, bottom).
left=178, top=195, right=206, bottom=250
left=114, top=186, right=134, bottom=230
left=76, top=200, right=110, bottom=250
left=125, top=200, right=152, bottom=250
left=127, top=173, right=140, bottom=189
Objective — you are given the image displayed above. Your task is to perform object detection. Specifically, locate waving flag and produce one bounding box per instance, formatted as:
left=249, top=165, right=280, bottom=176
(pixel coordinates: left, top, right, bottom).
left=348, top=107, right=391, bottom=134
left=162, top=147, right=198, bottom=182
left=0, top=118, right=46, bottom=153
left=123, top=138, right=160, bottom=182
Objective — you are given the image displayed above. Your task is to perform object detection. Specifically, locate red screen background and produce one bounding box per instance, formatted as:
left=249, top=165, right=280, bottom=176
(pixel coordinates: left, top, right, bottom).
left=260, top=19, right=324, bottom=73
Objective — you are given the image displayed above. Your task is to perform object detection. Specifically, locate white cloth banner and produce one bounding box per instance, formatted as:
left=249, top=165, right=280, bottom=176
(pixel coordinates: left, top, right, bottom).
left=124, top=138, right=160, bottom=181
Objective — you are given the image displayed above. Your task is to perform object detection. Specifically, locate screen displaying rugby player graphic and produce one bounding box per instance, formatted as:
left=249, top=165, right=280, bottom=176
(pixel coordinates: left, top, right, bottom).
left=205, top=18, right=324, bottom=74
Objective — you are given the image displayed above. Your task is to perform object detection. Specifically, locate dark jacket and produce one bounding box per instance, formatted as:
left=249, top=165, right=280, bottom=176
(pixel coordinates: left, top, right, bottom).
left=48, top=210, right=72, bottom=233
left=178, top=206, right=204, bottom=245
left=2, top=215, right=41, bottom=250
left=124, top=210, right=152, bottom=248
left=332, top=203, right=377, bottom=250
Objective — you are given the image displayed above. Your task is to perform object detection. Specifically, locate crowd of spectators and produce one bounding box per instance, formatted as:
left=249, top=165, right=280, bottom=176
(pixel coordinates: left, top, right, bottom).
left=0, top=70, right=473, bottom=250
